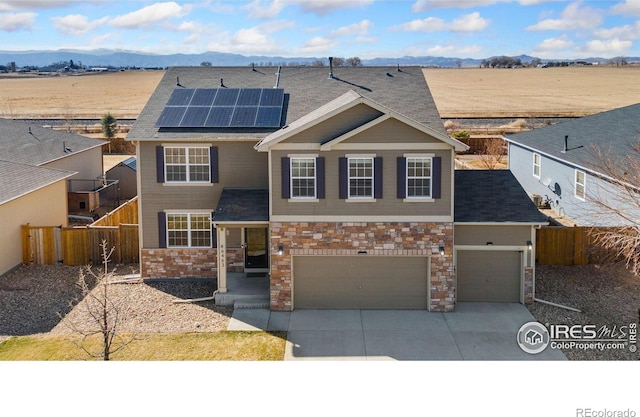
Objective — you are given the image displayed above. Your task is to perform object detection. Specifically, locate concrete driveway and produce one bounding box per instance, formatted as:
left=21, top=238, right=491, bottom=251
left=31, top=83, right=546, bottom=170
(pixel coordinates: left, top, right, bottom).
left=227, top=302, right=566, bottom=360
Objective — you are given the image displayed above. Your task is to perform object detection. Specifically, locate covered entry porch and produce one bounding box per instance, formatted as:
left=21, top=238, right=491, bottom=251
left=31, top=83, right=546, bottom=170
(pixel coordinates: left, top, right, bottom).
left=211, top=188, right=270, bottom=307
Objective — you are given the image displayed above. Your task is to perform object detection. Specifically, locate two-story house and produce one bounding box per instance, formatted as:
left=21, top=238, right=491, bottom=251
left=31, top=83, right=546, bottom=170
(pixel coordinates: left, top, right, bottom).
left=128, top=65, right=546, bottom=312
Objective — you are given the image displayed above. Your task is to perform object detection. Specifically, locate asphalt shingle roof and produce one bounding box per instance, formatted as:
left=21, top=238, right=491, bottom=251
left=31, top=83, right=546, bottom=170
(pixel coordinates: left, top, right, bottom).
left=504, top=103, right=640, bottom=172
left=0, top=160, right=74, bottom=205
left=128, top=66, right=446, bottom=141
left=212, top=188, right=269, bottom=223
left=454, top=170, right=548, bottom=223
left=0, top=118, right=106, bottom=166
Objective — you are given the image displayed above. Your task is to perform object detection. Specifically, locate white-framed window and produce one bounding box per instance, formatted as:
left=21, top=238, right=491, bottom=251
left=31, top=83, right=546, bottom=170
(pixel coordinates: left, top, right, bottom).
left=348, top=157, right=373, bottom=198
left=166, top=213, right=212, bottom=247
left=575, top=170, right=586, bottom=200
left=290, top=157, right=316, bottom=198
left=406, top=157, right=432, bottom=198
left=165, top=146, right=210, bottom=182
left=533, top=153, right=541, bottom=178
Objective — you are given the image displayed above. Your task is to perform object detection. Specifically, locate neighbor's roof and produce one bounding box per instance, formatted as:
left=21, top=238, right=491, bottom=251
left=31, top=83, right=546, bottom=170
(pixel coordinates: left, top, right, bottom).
left=127, top=66, right=446, bottom=141
left=119, top=156, right=137, bottom=171
left=212, top=188, right=269, bottom=223
left=454, top=170, right=548, bottom=223
left=0, top=160, right=75, bottom=205
left=0, top=118, right=106, bottom=166
left=503, top=103, right=640, bottom=174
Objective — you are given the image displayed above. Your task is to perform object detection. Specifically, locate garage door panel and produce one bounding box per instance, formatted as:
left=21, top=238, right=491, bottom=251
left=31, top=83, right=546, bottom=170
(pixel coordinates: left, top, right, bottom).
left=294, top=256, right=428, bottom=309
left=457, top=251, right=521, bottom=302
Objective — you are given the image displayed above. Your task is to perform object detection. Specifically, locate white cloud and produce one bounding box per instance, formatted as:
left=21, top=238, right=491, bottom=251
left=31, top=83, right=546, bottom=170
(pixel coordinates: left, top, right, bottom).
left=451, top=12, right=490, bottom=32
left=300, top=35, right=337, bottom=53
left=51, top=14, right=109, bottom=35
left=353, top=36, right=378, bottom=44
left=406, top=43, right=483, bottom=56
left=0, top=1, right=74, bottom=11
left=245, top=0, right=285, bottom=19
left=411, top=0, right=551, bottom=12
left=580, top=38, right=633, bottom=54
left=330, top=20, right=371, bottom=37
left=0, top=11, right=35, bottom=31
left=109, top=2, right=191, bottom=29
left=290, top=0, right=374, bottom=16
left=595, top=22, right=640, bottom=40
left=611, top=0, right=640, bottom=17
left=527, top=1, right=603, bottom=31
left=390, top=17, right=446, bottom=32
left=391, top=12, right=489, bottom=33
left=207, top=20, right=293, bottom=55
left=533, top=35, right=574, bottom=52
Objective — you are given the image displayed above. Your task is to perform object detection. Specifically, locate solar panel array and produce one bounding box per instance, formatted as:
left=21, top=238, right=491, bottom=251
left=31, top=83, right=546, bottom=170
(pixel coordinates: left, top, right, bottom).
left=156, top=88, right=285, bottom=128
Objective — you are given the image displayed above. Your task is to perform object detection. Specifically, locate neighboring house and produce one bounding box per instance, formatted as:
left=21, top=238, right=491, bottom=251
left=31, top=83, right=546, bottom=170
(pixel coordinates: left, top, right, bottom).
left=128, top=65, right=546, bottom=312
left=106, top=156, right=137, bottom=199
left=0, top=118, right=107, bottom=275
left=504, top=103, right=640, bottom=226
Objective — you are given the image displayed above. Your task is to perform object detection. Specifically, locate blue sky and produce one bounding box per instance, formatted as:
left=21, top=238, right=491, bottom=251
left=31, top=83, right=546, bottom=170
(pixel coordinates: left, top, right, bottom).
left=1, top=1, right=639, bottom=59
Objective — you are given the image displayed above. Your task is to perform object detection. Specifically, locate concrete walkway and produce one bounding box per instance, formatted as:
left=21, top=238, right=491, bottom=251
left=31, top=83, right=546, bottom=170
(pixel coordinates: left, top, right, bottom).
left=227, top=302, right=567, bottom=361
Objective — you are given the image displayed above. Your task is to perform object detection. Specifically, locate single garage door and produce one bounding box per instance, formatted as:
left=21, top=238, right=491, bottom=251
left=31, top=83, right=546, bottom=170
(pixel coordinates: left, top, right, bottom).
left=457, top=250, right=521, bottom=302
left=293, top=256, right=428, bottom=309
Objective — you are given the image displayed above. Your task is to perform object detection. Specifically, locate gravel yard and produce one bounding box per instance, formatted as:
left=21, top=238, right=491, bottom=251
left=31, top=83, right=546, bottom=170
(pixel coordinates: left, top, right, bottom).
left=1, top=263, right=638, bottom=360
left=0, top=264, right=232, bottom=345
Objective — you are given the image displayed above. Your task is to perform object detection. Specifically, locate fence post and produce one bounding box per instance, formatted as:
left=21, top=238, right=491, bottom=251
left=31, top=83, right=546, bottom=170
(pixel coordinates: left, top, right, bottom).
left=21, top=224, right=31, bottom=265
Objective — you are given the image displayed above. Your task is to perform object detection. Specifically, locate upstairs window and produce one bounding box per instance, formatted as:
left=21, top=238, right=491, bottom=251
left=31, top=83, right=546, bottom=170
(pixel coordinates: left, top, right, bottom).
left=348, top=157, right=374, bottom=198
left=575, top=170, right=586, bottom=200
left=533, top=153, right=541, bottom=178
left=406, top=157, right=432, bottom=198
left=165, top=146, right=210, bottom=183
left=290, top=157, right=316, bottom=198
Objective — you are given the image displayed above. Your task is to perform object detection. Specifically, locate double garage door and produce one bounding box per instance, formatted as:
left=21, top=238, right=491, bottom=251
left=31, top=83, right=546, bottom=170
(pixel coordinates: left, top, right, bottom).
left=456, top=250, right=522, bottom=303
left=293, top=256, right=429, bottom=309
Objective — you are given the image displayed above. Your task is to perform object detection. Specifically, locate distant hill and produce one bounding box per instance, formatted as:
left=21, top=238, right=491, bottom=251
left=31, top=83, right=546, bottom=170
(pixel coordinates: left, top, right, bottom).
left=0, top=49, right=637, bottom=69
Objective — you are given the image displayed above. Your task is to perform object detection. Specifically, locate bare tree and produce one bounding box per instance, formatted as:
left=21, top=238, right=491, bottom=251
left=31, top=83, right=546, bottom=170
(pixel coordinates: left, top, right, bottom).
left=585, top=140, right=640, bottom=275
left=476, top=138, right=507, bottom=169
left=60, top=240, right=135, bottom=360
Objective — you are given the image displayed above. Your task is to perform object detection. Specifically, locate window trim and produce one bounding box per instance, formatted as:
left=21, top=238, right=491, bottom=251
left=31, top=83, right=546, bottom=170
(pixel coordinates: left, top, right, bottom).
left=533, top=153, right=541, bottom=179
left=405, top=156, right=433, bottom=199
left=165, top=212, right=213, bottom=248
left=164, top=146, right=211, bottom=183
left=575, top=170, right=586, bottom=201
left=347, top=156, right=375, bottom=199
left=289, top=156, right=317, bottom=200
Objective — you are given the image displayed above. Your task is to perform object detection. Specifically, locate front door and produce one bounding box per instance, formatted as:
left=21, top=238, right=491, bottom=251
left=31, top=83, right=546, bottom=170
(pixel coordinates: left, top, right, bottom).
left=244, top=227, right=269, bottom=270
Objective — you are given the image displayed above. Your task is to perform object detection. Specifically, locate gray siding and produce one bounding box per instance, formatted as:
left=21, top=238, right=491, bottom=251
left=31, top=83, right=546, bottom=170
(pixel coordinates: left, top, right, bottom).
left=286, top=104, right=382, bottom=143
left=272, top=148, right=452, bottom=217
left=454, top=225, right=532, bottom=246
left=139, top=140, right=267, bottom=247
left=509, top=143, right=637, bottom=226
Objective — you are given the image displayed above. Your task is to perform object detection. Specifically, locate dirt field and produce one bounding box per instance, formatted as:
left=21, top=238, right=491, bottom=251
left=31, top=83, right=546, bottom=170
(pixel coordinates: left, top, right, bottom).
left=0, top=70, right=164, bottom=119
left=423, top=66, right=640, bottom=118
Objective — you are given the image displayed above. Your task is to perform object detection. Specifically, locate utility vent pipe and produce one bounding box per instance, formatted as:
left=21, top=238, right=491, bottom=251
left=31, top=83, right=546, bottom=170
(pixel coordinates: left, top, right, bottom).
left=562, top=135, right=568, bottom=153
left=274, top=66, right=281, bottom=88
left=328, top=57, right=334, bottom=79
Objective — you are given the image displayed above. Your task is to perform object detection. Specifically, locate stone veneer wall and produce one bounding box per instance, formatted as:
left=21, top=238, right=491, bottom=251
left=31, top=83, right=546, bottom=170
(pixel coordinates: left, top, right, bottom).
left=141, top=248, right=243, bottom=279
left=524, top=267, right=534, bottom=303
left=269, top=222, right=454, bottom=311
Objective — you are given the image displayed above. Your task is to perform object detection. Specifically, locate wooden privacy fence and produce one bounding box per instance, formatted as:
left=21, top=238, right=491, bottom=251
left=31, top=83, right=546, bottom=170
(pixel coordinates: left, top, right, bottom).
left=535, top=226, right=620, bottom=266
left=91, top=197, right=138, bottom=227
left=22, top=224, right=139, bottom=266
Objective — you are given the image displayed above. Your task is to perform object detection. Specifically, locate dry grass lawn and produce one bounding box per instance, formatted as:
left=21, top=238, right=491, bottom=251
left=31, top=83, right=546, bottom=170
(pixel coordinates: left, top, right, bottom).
left=0, top=70, right=164, bottom=119
left=424, top=66, right=640, bottom=118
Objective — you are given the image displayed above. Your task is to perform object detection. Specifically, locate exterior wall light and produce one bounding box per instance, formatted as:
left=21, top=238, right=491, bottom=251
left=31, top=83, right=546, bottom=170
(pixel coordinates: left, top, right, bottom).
left=277, top=246, right=284, bottom=256
left=439, top=246, right=445, bottom=256
left=527, top=240, right=533, bottom=250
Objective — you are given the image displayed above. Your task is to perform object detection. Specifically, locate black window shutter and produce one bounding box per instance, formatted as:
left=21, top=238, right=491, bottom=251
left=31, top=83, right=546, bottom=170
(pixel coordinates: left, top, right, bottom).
left=432, top=156, right=442, bottom=199
left=281, top=157, right=291, bottom=199
left=316, top=157, right=325, bottom=199
left=156, top=146, right=165, bottom=183
left=397, top=157, right=407, bottom=198
left=210, top=212, right=217, bottom=247
left=210, top=146, right=219, bottom=183
left=158, top=212, right=167, bottom=248
left=339, top=157, right=348, bottom=199
left=374, top=157, right=383, bottom=199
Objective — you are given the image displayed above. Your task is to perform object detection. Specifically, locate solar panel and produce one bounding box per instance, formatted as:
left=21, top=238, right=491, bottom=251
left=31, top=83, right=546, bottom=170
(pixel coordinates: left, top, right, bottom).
left=156, top=88, right=284, bottom=128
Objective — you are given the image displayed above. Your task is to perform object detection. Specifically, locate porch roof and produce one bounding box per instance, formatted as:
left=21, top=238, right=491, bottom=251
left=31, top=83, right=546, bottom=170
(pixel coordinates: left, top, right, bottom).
left=212, top=188, right=269, bottom=223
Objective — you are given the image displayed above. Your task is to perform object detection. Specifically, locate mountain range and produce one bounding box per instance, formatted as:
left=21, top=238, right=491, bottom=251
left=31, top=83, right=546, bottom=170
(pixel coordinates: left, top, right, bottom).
left=1, top=49, right=638, bottom=69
